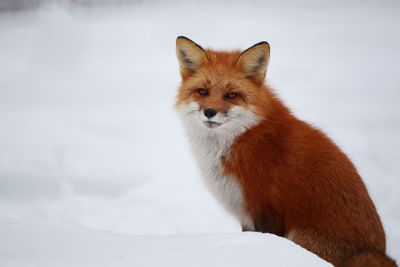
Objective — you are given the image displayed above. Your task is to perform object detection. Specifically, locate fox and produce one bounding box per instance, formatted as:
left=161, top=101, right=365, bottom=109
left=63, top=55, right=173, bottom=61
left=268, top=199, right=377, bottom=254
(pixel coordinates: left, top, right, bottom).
left=174, top=36, right=397, bottom=267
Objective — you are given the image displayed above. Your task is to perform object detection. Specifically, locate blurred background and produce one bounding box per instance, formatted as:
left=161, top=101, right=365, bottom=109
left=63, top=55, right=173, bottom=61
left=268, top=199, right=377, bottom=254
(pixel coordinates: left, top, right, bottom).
left=0, top=0, right=399, bottom=261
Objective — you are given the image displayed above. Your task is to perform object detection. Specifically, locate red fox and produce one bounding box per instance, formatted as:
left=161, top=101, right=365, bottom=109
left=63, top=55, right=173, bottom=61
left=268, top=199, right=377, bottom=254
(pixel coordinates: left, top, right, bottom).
left=175, top=36, right=397, bottom=267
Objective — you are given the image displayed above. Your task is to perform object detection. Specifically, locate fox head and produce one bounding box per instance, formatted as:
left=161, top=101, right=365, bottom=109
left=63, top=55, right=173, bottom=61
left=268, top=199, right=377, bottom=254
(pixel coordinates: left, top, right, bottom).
left=175, top=36, right=272, bottom=137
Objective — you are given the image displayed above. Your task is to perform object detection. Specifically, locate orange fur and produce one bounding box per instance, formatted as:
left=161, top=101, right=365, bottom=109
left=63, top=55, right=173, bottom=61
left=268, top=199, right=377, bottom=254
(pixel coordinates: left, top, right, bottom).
left=175, top=36, right=397, bottom=267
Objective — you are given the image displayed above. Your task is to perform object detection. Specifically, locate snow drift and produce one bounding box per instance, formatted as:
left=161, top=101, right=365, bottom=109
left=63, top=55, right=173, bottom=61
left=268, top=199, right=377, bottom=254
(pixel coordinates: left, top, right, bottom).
left=0, top=218, right=331, bottom=267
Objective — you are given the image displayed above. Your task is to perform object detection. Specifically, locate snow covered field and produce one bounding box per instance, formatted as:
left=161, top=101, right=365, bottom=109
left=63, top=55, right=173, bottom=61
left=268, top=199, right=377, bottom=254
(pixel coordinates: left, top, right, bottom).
left=0, top=0, right=399, bottom=265
left=0, top=217, right=330, bottom=267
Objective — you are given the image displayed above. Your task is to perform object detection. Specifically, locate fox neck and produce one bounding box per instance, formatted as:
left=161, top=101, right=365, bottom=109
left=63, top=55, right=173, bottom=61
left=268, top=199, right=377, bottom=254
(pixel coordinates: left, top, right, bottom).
left=177, top=102, right=262, bottom=230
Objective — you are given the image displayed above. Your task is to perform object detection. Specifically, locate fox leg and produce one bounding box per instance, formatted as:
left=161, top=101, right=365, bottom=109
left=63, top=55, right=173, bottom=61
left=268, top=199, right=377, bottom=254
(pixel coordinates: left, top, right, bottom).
left=241, top=225, right=251, bottom=232
left=253, top=212, right=285, bottom=236
left=241, top=212, right=284, bottom=235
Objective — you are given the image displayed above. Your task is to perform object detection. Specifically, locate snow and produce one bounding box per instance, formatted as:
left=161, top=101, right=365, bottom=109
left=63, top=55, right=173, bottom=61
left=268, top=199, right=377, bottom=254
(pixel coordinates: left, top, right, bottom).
left=0, top=0, right=399, bottom=265
left=0, top=218, right=330, bottom=267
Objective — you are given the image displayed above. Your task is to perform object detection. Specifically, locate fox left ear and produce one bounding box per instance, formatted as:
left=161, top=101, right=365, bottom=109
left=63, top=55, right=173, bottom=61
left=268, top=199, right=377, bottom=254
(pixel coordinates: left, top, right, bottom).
left=176, top=36, right=209, bottom=78
left=236, top=41, right=270, bottom=85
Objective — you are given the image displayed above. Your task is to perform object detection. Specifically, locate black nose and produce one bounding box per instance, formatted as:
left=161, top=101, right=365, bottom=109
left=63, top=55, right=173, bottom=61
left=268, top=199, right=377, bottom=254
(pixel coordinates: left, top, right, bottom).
left=204, top=108, right=217, bottom=119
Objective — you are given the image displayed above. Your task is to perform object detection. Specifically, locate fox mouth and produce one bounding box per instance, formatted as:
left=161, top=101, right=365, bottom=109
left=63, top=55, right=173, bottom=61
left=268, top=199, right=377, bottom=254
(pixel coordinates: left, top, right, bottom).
left=203, top=121, right=222, bottom=129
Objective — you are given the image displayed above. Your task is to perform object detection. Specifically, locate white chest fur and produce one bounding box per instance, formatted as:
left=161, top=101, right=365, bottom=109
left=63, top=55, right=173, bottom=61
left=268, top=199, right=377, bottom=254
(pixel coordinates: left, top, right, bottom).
left=177, top=103, right=260, bottom=230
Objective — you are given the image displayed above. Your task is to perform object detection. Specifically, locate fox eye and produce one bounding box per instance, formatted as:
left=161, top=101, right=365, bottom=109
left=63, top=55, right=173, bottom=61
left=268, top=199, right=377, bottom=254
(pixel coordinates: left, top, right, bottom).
left=198, top=88, right=209, bottom=96
left=225, top=92, right=237, bottom=99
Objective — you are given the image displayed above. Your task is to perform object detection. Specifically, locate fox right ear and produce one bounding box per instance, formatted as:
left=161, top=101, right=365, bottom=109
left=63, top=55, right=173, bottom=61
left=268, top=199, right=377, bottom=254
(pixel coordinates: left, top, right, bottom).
left=236, top=41, right=270, bottom=85
left=176, top=36, right=208, bottom=78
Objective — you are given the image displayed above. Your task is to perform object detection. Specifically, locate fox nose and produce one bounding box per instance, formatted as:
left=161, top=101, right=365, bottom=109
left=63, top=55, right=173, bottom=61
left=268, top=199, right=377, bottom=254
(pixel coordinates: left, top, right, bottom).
left=204, top=108, right=217, bottom=119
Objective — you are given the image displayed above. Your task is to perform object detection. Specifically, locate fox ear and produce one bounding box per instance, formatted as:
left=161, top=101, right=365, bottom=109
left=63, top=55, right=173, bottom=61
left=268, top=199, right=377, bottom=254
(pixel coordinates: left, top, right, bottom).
left=176, top=36, right=208, bottom=77
left=236, top=41, right=270, bottom=84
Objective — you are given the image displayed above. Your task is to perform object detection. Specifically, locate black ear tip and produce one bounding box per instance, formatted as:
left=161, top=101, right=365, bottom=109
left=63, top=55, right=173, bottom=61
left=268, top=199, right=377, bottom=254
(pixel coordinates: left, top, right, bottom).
left=239, top=41, right=270, bottom=57
left=176, top=36, right=206, bottom=53
left=256, top=41, right=270, bottom=48
left=177, top=36, right=190, bottom=41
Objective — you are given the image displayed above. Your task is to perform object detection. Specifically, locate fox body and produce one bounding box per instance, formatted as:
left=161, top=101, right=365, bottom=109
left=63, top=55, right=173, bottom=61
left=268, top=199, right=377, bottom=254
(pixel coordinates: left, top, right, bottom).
left=175, top=36, right=396, bottom=267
